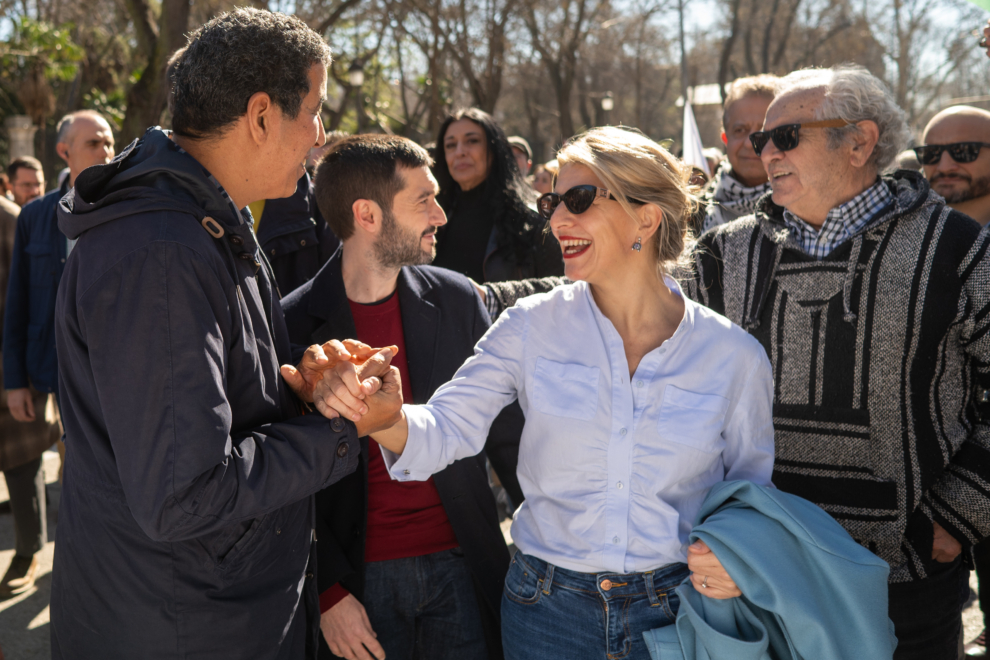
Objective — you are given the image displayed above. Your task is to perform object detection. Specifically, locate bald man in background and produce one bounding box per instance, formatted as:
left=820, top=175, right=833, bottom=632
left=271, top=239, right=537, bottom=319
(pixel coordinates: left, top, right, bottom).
left=918, top=106, right=990, bottom=226
left=0, top=111, right=114, bottom=595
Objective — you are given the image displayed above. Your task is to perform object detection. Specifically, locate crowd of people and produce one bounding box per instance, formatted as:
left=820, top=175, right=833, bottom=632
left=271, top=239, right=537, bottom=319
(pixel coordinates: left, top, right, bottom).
left=0, top=6, right=988, bottom=660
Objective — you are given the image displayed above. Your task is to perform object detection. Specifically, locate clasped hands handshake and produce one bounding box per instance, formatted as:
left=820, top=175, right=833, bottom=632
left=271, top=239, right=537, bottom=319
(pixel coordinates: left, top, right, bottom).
left=280, top=339, right=405, bottom=442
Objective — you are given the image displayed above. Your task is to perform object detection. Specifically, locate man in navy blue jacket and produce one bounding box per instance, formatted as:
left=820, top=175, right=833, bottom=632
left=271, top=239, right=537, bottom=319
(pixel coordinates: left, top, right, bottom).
left=49, top=10, right=403, bottom=659
left=4, top=110, right=114, bottom=414
left=282, top=135, right=523, bottom=660
left=0, top=109, right=114, bottom=595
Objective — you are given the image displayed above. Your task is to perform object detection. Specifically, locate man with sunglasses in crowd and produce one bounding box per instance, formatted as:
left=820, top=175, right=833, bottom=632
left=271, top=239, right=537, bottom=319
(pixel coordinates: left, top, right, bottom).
left=687, top=65, right=990, bottom=660
left=921, top=106, right=990, bottom=657
left=917, top=106, right=990, bottom=227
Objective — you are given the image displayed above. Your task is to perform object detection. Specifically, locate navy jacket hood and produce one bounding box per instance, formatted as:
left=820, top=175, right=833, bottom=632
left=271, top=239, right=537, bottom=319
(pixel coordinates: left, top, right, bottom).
left=58, top=126, right=238, bottom=240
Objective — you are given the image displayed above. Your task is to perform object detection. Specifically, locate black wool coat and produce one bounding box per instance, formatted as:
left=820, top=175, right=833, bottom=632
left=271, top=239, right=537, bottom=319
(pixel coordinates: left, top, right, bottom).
left=257, top=172, right=340, bottom=297
left=281, top=249, right=524, bottom=660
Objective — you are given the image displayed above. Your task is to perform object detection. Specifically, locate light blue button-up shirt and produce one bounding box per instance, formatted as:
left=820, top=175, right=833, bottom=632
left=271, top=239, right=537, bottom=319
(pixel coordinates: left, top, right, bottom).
left=385, top=279, right=775, bottom=574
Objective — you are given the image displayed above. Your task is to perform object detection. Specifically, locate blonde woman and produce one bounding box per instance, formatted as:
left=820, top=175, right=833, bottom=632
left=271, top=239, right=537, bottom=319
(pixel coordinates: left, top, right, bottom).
left=319, top=127, right=775, bottom=660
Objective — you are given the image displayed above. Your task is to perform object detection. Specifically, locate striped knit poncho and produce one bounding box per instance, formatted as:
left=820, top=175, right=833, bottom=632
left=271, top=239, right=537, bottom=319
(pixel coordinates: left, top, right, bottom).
left=689, top=170, right=990, bottom=583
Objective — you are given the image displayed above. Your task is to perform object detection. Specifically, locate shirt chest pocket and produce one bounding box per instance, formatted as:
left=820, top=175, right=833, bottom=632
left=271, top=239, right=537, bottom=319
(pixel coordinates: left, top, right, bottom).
left=657, top=385, right=729, bottom=454
left=531, top=357, right=600, bottom=421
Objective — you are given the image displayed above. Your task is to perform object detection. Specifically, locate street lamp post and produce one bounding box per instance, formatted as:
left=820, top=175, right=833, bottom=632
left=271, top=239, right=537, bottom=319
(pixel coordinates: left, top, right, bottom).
left=348, top=60, right=365, bottom=131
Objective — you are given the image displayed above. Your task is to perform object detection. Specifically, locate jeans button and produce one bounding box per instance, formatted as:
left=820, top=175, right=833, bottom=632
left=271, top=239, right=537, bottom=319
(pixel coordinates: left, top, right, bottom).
left=600, top=579, right=612, bottom=591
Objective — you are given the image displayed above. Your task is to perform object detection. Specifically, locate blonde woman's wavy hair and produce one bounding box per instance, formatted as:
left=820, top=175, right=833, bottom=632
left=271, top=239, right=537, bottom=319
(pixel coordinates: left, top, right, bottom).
left=555, top=126, right=699, bottom=279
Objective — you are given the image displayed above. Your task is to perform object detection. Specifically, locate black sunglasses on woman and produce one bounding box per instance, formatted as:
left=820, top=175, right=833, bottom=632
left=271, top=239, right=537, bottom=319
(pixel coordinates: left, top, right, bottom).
left=538, top=185, right=642, bottom=220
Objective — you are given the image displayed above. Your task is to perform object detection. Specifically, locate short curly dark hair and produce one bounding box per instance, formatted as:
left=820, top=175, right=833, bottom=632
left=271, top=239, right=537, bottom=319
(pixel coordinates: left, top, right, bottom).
left=168, top=8, right=331, bottom=139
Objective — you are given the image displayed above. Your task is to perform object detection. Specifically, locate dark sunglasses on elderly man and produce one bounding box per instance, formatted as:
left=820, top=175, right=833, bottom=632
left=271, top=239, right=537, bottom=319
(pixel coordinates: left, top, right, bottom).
left=749, top=119, right=852, bottom=156
left=537, top=185, right=642, bottom=220
left=912, top=142, right=990, bottom=165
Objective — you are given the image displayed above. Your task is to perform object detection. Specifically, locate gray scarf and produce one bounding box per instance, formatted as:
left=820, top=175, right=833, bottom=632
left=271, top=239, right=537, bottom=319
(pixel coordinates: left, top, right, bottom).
left=702, top=161, right=771, bottom=233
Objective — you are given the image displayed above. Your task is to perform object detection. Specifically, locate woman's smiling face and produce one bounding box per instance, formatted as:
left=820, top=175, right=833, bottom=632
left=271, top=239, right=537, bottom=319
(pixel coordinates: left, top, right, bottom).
left=549, top=163, right=640, bottom=285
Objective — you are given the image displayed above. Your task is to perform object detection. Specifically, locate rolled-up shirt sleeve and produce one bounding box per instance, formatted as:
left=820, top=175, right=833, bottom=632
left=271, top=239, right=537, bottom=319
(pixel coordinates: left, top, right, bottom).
left=383, top=303, right=528, bottom=480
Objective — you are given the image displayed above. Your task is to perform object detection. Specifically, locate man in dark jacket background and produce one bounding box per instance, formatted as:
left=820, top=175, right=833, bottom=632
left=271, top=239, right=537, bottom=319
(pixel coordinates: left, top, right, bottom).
left=283, top=134, right=521, bottom=660
left=1, top=109, right=114, bottom=595
left=50, top=10, right=402, bottom=659
left=4, top=110, right=114, bottom=416
left=248, top=170, right=340, bottom=295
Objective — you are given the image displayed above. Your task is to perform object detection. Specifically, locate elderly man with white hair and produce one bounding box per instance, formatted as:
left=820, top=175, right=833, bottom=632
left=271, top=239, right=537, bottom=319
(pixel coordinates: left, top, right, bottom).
left=689, top=65, right=990, bottom=659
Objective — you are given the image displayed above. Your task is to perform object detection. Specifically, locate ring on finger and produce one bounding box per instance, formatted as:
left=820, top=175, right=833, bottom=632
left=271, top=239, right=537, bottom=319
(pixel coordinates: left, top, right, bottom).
left=701, top=575, right=709, bottom=589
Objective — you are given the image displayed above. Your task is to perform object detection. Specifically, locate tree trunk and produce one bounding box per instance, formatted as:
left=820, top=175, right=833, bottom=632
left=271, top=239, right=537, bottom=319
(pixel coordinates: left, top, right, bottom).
left=120, top=0, right=190, bottom=143
left=718, top=0, right=743, bottom=102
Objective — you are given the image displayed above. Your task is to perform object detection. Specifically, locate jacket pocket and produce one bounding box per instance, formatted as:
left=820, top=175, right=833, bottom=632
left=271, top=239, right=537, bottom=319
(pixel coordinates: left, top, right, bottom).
left=263, top=226, right=318, bottom=259
left=530, top=357, right=600, bottom=421
left=657, top=385, right=728, bottom=454
left=210, top=510, right=280, bottom=582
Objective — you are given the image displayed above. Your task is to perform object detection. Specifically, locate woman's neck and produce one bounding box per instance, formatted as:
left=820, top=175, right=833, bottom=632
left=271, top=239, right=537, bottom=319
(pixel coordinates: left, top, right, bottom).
left=589, top=262, right=685, bottom=377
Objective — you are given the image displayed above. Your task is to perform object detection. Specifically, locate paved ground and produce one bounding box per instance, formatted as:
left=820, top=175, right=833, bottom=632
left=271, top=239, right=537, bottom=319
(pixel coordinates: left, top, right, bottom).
left=0, top=466, right=984, bottom=658
left=0, top=451, right=60, bottom=660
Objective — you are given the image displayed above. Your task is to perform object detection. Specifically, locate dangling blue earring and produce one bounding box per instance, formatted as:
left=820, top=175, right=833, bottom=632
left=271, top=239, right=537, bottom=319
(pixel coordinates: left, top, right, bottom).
left=632, top=236, right=642, bottom=252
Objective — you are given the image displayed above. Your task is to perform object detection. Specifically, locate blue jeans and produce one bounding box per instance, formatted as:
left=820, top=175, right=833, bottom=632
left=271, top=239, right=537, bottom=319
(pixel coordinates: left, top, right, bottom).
left=501, top=552, right=688, bottom=660
left=361, top=547, right=488, bottom=660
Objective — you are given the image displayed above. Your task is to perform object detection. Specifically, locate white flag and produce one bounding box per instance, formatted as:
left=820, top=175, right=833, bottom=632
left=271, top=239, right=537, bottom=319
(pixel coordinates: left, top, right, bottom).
left=682, top=101, right=710, bottom=177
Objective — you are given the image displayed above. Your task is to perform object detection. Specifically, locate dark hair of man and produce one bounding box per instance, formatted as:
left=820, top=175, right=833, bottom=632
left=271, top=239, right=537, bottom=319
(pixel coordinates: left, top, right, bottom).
left=7, top=156, right=43, bottom=182
left=315, top=134, right=433, bottom=241
left=167, top=8, right=331, bottom=140
left=434, top=108, right=539, bottom=262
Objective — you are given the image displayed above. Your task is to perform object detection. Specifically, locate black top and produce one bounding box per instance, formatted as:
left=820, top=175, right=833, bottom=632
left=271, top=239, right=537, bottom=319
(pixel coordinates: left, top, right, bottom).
left=433, top=184, right=494, bottom=282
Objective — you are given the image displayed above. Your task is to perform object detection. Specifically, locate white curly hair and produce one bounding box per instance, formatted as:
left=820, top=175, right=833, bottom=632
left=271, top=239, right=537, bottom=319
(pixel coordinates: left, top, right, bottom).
left=776, top=65, right=911, bottom=172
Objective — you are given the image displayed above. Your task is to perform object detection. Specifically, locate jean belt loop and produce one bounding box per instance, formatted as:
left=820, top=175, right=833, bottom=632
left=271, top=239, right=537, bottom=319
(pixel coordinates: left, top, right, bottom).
left=541, top=562, right=555, bottom=596
left=645, top=571, right=661, bottom=607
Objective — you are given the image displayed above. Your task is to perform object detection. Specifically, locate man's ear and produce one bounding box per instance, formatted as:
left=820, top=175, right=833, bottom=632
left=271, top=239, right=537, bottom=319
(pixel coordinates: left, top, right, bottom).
left=55, top=142, right=70, bottom=163
left=245, top=92, right=275, bottom=146
left=352, top=199, right=384, bottom=236
left=849, top=120, right=880, bottom=168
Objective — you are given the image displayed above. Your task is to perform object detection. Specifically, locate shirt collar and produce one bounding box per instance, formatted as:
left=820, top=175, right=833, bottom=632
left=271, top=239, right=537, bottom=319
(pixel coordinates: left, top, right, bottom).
left=781, top=178, right=894, bottom=257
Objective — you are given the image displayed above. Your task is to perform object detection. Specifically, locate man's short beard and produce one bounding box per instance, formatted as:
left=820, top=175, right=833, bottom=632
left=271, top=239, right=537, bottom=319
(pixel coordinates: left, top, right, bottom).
left=373, top=208, right=435, bottom=270
left=932, top=172, right=990, bottom=203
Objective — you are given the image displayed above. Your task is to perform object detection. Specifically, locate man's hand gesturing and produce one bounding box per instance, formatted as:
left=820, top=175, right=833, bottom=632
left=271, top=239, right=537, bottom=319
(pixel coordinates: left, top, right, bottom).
left=280, top=339, right=377, bottom=403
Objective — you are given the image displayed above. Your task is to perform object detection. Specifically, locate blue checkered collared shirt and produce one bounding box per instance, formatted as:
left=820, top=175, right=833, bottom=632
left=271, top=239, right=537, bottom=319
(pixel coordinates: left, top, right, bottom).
left=782, top=179, right=894, bottom=259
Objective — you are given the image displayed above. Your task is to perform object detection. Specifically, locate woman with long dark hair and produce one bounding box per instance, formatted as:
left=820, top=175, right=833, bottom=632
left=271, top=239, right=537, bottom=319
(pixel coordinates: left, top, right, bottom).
left=432, top=108, right=563, bottom=283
